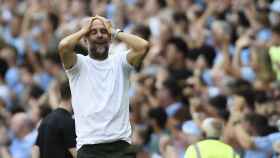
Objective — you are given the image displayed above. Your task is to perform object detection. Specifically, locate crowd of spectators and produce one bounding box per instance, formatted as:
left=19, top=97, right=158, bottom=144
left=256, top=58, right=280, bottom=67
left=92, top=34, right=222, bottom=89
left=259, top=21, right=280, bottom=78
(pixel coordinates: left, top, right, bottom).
left=0, top=0, right=280, bottom=158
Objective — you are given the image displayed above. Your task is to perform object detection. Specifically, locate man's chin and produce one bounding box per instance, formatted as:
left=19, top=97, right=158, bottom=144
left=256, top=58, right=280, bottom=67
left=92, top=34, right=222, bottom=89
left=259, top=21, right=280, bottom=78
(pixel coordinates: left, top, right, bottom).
left=96, top=47, right=107, bottom=54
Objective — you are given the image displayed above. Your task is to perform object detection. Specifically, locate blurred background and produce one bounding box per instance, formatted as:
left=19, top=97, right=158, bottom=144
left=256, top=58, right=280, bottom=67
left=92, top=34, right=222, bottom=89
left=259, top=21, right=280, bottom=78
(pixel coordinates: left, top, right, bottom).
left=0, top=0, right=280, bottom=158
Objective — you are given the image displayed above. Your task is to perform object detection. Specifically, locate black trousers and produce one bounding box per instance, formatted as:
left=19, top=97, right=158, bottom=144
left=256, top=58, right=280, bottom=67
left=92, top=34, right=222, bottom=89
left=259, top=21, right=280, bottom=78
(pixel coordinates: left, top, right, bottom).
left=77, top=141, right=136, bottom=158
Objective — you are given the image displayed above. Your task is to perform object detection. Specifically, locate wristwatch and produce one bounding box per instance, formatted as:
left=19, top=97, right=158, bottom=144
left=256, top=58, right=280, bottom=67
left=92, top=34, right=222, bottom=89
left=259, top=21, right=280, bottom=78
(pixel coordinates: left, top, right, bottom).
left=113, top=29, right=123, bottom=39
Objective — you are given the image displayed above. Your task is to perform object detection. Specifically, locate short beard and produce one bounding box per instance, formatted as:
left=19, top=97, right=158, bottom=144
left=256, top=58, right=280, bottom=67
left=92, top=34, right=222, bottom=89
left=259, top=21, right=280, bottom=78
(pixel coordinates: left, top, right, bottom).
left=88, top=43, right=109, bottom=60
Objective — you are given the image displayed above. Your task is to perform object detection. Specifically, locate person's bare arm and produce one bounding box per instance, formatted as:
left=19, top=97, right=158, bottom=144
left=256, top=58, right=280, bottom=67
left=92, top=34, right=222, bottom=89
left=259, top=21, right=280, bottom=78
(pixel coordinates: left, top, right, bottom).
left=58, top=18, right=93, bottom=69
left=68, top=148, right=77, bottom=158
left=234, top=124, right=255, bottom=150
left=221, top=35, right=232, bottom=75
left=115, top=31, right=150, bottom=67
left=31, top=145, right=40, bottom=158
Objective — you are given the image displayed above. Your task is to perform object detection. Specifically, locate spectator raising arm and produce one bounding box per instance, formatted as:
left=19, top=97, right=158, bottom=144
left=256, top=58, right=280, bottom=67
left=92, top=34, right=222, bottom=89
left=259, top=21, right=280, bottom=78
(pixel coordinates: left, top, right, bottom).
left=234, top=123, right=255, bottom=150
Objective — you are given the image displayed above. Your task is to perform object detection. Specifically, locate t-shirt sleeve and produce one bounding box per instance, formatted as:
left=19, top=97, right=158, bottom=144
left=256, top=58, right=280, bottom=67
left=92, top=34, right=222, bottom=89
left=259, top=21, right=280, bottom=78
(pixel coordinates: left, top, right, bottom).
left=65, top=54, right=84, bottom=77
left=253, top=136, right=272, bottom=151
left=61, top=118, right=76, bottom=148
left=119, top=50, right=134, bottom=71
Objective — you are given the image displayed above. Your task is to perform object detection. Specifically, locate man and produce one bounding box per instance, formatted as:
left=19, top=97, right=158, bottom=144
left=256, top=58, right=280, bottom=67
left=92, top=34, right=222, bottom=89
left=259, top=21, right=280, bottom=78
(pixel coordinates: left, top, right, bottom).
left=32, top=81, right=76, bottom=158
left=58, top=15, right=149, bottom=158
left=185, top=118, right=240, bottom=158
left=1, top=112, right=36, bottom=158
left=234, top=113, right=279, bottom=158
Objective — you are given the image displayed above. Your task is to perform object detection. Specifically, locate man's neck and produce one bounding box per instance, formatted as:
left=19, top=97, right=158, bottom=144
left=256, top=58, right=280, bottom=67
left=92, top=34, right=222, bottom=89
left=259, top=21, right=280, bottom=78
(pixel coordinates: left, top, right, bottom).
left=59, top=101, right=72, bottom=113
left=89, top=52, right=108, bottom=61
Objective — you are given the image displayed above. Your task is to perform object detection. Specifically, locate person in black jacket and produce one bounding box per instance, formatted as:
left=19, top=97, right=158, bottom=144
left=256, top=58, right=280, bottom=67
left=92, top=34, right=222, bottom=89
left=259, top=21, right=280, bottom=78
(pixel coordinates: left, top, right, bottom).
left=32, top=81, right=76, bottom=158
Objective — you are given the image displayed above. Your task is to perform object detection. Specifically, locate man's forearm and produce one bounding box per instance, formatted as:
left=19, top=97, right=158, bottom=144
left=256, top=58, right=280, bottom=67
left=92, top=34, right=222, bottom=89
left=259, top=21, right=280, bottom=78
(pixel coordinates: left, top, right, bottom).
left=116, top=32, right=149, bottom=51
left=235, top=124, right=254, bottom=149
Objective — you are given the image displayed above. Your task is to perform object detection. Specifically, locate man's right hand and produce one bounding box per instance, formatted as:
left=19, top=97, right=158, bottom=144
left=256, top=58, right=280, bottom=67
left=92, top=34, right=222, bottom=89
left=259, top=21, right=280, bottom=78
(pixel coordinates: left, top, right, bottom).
left=58, top=17, right=95, bottom=69
left=80, top=17, right=94, bottom=35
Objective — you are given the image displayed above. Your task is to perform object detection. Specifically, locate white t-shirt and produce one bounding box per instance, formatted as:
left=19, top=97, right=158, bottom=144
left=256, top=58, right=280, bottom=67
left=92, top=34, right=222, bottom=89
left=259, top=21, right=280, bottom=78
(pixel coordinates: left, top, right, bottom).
left=65, top=51, right=133, bottom=149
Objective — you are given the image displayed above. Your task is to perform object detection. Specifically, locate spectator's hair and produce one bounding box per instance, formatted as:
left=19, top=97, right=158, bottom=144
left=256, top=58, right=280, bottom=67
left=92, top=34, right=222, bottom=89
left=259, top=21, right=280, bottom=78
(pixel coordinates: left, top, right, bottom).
left=59, top=81, right=71, bottom=101
left=132, top=24, right=151, bottom=41
left=272, top=24, right=280, bottom=35
left=29, top=84, right=44, bottom=99
left=244, top=113, right=272, bottom=136
left=167, top=36, right=188, bottom=57
left=172, top=11, right=189, bottom=25
left=47, top=12, right=60, bottom=31
left=212, top=20, right=232, bottom=35
left=39, top=104, right=53, bottom=119
left=209, top=95, right=227, bottom=110
left=208, top=95, right=230, bottom=120
left=0, top=58, right=8, bottom=79
left=148, top=107, right=167, bottom=129
left=20, top=63, right=35, bottom=74
left=156, top=0, right=167, bottom=8
left=229, top=79, right=255, bottom=110
left=173, top=106, right=191, bottom=123
left=163, top=78, right=182, bottom=99
left=45, top=53, right=61, bottom=66
left=254, top=90, right=270, bottom=104
left=10, top=105, right=25, bottom=115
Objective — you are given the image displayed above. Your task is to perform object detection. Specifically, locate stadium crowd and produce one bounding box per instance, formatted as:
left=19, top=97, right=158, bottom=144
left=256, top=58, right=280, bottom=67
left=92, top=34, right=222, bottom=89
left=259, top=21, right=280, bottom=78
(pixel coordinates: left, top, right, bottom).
left=0, top=0, right=280, bottom=157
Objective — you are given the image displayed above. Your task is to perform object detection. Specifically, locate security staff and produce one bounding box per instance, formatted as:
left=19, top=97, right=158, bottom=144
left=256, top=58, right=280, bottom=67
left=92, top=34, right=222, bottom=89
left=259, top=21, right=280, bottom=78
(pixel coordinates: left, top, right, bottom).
left=185, top=118, right=240, bottom=158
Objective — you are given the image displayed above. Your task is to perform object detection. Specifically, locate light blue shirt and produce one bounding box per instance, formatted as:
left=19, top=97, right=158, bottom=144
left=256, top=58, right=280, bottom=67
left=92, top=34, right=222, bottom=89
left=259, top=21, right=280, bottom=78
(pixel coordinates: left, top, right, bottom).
left=165, top=102, right=182, bottom=117
left=9, top=130, right=37, bottom=158
left=244, top=132, right=280, bottom=158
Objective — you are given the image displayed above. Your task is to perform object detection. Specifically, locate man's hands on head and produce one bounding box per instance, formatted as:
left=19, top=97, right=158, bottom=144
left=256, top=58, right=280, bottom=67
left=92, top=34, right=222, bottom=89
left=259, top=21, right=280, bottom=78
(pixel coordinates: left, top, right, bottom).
left=81, top=15, right=113, bottom=37
left=80, top=17, right=94, bottom=35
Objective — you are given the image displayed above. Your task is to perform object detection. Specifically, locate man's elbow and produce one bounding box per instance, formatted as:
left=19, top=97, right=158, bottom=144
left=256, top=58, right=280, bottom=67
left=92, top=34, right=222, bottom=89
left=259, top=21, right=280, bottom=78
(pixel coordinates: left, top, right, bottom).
left=138, top=41, right=150, bottom=55
left=58, top=40, right=68, bottom=53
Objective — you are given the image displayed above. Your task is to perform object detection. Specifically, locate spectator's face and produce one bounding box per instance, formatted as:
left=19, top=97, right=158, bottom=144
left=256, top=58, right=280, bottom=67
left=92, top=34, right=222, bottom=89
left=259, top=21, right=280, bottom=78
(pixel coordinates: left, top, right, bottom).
left=157, top=86, right=173, bottom=107
left=10, top=114, right=25, bottom=137
left=71, top=0, right=85, bottom=16
left=272, top=32, right=280, bottom=45
left=86, top=19, right=111, bottom=58
left=166, top=44, right=178, bottom=66
left=42, top=18, right=52, bottom=32
left=269, top=12, right=280, bottom=26
left=20, top=68, right=33, bottom=85
left=211, top=24, right=225, bottom=44
left=10, top=17, right=21, bottom=37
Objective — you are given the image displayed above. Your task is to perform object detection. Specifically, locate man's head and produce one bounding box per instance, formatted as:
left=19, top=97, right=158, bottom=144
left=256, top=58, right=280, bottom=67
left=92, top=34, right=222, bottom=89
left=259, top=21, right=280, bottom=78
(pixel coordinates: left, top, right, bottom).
left=202, top=117, right=224, bottom=139
left=83, top=17, right=112, bottom=60
left=211, top=20, right=231, bottom=45
left=148, top=107, right=167, bottom=130
left=10, top=113, right=32, bottom=138
left=166, top=36, right=188, bottom=67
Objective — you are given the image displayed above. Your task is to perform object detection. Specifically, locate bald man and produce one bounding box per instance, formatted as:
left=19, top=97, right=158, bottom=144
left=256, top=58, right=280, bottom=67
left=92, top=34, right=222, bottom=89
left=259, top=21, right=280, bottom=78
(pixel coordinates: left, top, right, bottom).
left=58, top=16, right=149, bottom=158
left=8, top=113, right=36, bottom=158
